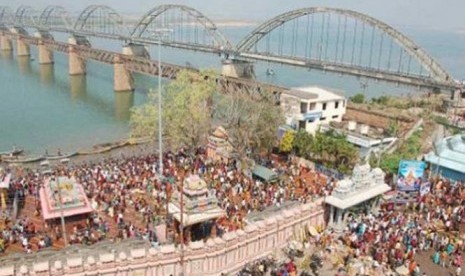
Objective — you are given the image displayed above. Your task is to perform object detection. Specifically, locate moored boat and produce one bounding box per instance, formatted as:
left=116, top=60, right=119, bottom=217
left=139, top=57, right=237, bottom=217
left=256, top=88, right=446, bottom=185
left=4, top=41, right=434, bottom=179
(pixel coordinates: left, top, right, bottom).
left=2, top=155, right=45, bottom=164
left=0, top=148, right=24, bottom=157
left=45, top=152, right=77, bottom=160
left=78, top=140, right=129, bottom=155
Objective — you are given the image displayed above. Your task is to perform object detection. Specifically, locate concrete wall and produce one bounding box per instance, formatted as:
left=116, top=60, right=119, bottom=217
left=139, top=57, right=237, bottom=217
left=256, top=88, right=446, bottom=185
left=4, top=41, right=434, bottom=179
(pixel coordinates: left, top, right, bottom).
left=0, top=200, right=325, bottom=276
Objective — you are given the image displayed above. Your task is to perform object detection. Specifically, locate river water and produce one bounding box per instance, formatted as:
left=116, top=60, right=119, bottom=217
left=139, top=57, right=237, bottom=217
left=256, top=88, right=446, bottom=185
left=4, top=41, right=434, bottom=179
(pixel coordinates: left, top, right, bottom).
left=0, top=26, right=464, bottom=154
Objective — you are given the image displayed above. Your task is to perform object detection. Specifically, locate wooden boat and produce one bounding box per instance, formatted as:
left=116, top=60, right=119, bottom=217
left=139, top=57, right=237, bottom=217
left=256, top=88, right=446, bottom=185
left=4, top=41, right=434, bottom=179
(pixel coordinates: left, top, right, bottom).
left=45, top=152, right=77, bottom=160
left=78, top=140, right=129, bottom=155
left=0, top=148, right=24, bottom=157
left=2, top=155, right=45, bottom=164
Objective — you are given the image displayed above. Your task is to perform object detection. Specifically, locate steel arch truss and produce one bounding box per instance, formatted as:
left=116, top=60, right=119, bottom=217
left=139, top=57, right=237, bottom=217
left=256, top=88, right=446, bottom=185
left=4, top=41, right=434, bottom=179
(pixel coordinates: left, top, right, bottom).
left=236, top=7, right=452, bottom=84
left=15, top=5, right=38, bottom=27
left=0, top=6, right=14, bottom=26
left=131, top=4, right=232, bottom=53
left=38, top=5, right=73, bottom=31
left=74, top=5, right=127, bottom=39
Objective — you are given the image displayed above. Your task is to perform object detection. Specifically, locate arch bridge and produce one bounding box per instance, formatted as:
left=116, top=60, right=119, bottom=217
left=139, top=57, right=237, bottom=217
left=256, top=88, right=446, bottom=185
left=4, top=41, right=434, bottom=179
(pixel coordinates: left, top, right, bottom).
left=0, top=5, right=461, bottom=92
left=235, top=7, right=457, bottom=90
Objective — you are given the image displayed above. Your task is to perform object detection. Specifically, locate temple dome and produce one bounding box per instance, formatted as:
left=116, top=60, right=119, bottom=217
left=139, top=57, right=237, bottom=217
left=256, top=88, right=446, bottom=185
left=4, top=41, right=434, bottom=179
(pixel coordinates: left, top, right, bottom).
left=184, top=175, right=207, bottom=191
left=353, top=163, right=371, bottom=175
left=371, top=168, right=385, bottom=177
left=335, top=179, right=354, bottom=193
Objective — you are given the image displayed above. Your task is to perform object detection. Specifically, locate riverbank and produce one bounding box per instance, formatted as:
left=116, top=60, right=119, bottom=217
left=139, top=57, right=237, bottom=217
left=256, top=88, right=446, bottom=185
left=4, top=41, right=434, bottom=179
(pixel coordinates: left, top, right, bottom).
left=0, top=138, right=158, bottom=170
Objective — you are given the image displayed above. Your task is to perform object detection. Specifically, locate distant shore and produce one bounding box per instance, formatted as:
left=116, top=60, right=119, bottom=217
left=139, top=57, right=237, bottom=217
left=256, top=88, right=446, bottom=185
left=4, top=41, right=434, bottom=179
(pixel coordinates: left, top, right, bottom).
left=214, top=20, right=258, bottom=27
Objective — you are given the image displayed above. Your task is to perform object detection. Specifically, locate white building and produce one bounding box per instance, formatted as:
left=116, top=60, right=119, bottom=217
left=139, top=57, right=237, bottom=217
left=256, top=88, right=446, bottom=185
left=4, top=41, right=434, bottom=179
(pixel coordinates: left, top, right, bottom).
left=280, top=86, right=347, bottom=134
left=325, top=163, right=391, bottom=230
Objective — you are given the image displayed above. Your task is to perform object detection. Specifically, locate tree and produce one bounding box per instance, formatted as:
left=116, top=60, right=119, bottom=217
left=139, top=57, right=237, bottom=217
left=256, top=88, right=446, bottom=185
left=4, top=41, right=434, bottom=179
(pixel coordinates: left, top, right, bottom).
left=131, top=69, right=285, bottom=160
left=292, top=130, right=313, bottom=158
left=130, top=70, right=216, bottom=151
left=280, top=130, right=295, bottom=153
left=350, top=93, right=365, bottom=104
left=215, top=92, right=285, bottom=160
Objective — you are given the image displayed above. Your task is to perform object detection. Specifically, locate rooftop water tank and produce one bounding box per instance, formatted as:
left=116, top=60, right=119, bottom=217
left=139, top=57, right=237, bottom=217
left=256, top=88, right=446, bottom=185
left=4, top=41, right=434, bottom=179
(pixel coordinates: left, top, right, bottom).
left=360, top=124, right=369, bottom=135
left=348, top=121, right=357, bottom=131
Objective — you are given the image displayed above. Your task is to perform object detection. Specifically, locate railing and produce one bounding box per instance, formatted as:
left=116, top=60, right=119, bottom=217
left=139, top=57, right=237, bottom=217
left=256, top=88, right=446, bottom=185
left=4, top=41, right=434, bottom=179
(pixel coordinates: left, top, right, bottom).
left=0, top=200, right=325, bottom=276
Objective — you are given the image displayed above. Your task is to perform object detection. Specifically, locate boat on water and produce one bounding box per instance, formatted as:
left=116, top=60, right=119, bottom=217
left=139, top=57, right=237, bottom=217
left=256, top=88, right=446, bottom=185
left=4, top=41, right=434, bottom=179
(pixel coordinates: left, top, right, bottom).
left=266, top=68, right=275, bottom=76
left=45, top=152, right=77, bottom=160
left=2, top=155, right=45, bottom=164
left=78, top=140, right=129, bottom=155
left=0, top=148, right=24, bottom=157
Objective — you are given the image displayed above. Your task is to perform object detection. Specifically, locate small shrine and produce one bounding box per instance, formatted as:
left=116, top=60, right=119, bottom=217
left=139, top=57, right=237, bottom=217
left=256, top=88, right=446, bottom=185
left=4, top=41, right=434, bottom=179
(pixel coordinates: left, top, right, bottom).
left=325, top=163, right=391, bottom=229
left=168, top=175, right=225, bottom=242
left=206, top=126, right=236, bottom=162
left=39, top=176, right=93, bottom=220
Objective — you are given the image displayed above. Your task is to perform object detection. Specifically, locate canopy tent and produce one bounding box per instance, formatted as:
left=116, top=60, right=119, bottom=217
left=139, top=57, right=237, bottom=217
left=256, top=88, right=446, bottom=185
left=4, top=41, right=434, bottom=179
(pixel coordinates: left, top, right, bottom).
left=39, top=177, right=93, bottom=220
left=252, top=165, right=278, bottom=182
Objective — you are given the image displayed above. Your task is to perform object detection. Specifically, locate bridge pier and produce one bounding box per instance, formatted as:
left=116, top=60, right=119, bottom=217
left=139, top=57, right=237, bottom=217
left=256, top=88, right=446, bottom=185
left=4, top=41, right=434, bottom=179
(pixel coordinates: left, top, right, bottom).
left=16, top=38, right=30, bottom=57
left=38, top=41, right=54, bottom=64
left=222, top=59, right=255, bottom=79
left=68, top=36, right=89, bottom=76
left=69, top=46, right=86, bottom=75
left=113, top=56, right=134, bottom=92
left=0, top=34, right=12, bottom=51
left=122, top=43, right=150, bottom=58
left=112, top=44, right=150, bottom=92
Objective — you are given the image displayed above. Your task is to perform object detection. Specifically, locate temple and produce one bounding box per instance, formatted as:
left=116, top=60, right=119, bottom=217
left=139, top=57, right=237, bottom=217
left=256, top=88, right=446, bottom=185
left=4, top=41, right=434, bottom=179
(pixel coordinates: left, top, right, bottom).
left=168, top=175, right=225, bottom=242
left=206, top=126, right=236, bottom=162
left=424, top=134, right=465, bottom=181
left=325, top=163, right=391, bottom=230
left=39, top=176, right=93, bottom=220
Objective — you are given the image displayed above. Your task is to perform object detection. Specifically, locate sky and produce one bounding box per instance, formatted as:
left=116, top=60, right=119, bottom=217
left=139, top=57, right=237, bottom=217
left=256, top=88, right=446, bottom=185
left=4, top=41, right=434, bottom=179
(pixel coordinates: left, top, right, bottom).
left=1, top=0, right=464, bottom=31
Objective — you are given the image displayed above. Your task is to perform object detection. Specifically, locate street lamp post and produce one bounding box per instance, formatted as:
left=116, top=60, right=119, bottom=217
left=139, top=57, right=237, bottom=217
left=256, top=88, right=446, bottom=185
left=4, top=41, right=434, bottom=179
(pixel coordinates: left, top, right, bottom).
left=150, top=29, right=172, bottom=180
left=55, top=175, right=68, bottom=247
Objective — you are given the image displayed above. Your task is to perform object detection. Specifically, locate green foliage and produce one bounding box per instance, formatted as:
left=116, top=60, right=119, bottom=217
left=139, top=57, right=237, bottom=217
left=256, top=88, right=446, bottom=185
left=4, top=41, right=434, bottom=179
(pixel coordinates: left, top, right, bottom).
left=279, top=130, right=295, bottom=153
left=349, top=93, right=365, bottom=104
left=129, top=92, right=159, bottom=139
left=216, top=91, right=285, bottom=158
left=386, top=119, right=400, bottom=137
left=292, top=130, right=314, bottom=158
left=378, top=130, right=423, bottom=174
left=292, top=129, right=358, bottom=174
left=130, top=70, right=216, bottom=151
left=371, top=95, right=391, bottom=105
left=131, top=69, right=285, bottom=158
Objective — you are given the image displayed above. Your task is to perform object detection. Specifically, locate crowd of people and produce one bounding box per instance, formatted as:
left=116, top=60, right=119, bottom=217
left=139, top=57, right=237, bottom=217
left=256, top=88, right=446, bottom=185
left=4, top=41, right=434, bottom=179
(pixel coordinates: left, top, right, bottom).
left=0, top=148, right=329, bottom=254
left=306, top=177, right=465, bottom=276
left=3, top=145, right=463, bottom=275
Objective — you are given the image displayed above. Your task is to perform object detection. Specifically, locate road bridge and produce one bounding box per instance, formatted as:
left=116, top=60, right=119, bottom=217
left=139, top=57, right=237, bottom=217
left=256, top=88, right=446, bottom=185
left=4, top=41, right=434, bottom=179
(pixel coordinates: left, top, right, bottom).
left=0, top=5, right=463, bottom=95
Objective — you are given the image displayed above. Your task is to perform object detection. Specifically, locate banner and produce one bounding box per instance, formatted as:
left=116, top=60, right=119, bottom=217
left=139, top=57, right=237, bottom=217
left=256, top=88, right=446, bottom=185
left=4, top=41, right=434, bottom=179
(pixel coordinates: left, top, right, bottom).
left=397, top=160, right=426, bottom=191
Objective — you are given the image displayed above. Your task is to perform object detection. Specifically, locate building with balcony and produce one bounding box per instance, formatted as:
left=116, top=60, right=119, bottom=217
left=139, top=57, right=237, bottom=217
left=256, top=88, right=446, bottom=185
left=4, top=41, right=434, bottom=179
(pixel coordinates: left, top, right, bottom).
left=280, top=86, right=347, bottom=134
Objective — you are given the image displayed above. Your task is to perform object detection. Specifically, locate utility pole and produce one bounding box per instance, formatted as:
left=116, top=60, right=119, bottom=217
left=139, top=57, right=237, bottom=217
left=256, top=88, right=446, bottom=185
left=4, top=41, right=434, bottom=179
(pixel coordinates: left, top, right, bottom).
left=157, top=36, right=163, bottom=181
left=179, top=170, right=185, bottom=276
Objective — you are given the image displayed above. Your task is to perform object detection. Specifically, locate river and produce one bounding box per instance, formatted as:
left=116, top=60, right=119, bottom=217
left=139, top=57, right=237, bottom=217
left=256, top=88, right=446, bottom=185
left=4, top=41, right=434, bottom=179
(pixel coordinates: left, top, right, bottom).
left=0, top=26, right=464, bottom=154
